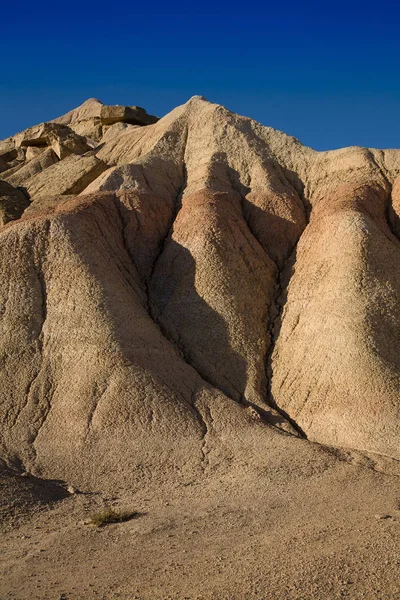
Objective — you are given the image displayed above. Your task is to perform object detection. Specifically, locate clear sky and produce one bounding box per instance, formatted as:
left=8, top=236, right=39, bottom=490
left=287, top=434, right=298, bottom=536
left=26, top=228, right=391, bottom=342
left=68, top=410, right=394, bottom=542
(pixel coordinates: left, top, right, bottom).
left=2, top=0, right=400, bottom=150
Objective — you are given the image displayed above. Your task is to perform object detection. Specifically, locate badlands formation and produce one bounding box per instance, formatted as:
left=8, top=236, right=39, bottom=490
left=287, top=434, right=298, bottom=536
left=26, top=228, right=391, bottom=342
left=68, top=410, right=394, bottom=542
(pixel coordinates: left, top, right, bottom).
left=1, top=97, right=400, bottom=599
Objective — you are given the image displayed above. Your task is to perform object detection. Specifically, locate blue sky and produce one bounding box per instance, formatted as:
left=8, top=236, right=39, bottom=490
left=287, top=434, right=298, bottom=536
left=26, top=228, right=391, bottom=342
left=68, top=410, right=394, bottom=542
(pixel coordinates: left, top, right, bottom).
left=1, top=0, right=400, bottom=150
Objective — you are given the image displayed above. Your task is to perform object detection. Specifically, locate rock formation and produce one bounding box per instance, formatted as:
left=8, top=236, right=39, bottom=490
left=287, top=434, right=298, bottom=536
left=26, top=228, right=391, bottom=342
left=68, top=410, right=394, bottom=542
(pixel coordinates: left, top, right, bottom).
left=0, top=96, right=399, bottom=491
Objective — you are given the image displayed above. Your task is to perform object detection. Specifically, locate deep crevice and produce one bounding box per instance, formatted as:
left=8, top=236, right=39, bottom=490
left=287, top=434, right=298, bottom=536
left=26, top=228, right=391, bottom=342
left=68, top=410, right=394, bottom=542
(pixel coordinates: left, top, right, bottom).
left=264, top=238, right=309, bottom=439
left=146, top=125, right=190, bottom=289
left=114, top=124, right=190, bottom=311
left=146, top=172, right=187, bottom=292
left=153, top=313, right=243, bottom=407
left=113, top=195, right=141, bottom=275
left=225, top=163, right=310, bottom=436
left=224, top=165, right=278, bottom=268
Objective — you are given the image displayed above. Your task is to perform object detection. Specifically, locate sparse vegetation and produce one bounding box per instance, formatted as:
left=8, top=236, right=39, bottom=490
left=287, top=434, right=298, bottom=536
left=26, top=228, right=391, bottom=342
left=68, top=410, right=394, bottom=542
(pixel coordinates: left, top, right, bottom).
left=89, top=507, right=140, bottom=527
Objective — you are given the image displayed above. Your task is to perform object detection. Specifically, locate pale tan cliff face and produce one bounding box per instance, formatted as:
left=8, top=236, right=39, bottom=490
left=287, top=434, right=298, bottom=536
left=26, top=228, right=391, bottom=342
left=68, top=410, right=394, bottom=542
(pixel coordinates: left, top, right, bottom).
left=1, top=96, right=400, bottom=490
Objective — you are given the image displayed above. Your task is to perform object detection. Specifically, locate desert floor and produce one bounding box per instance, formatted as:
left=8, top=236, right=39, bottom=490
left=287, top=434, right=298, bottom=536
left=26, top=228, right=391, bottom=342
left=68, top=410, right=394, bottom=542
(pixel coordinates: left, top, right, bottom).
left=1, top=429, right=400, bottom=600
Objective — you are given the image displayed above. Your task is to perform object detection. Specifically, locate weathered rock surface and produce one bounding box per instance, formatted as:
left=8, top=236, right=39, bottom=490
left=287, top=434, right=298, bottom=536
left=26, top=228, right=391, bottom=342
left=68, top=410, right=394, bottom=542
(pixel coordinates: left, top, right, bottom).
left=25, top=146, right=46, bottom=161
left=0, top=96, right=400, bottom=492
left=22, top=154, right=108, bottom=199
left=0, top=181, right=30, bottom=225
left=271, top=153, right=400, bottom=457
left=0, top=157, right=10, bottom=173
left=0, top=139, right=17, bottom=161
left=3, top=148, right=59, bottom=188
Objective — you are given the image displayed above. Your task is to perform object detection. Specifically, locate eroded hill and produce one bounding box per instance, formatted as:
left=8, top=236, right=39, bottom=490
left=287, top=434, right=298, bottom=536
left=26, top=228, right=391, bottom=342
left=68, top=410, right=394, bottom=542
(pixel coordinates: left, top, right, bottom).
left=1, top=96, right=400, bottom=492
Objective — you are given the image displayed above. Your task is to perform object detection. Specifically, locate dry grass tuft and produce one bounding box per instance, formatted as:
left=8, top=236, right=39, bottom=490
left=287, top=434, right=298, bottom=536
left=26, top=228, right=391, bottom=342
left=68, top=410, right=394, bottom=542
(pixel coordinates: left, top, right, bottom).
left=89, top=507, right=140, bottom=527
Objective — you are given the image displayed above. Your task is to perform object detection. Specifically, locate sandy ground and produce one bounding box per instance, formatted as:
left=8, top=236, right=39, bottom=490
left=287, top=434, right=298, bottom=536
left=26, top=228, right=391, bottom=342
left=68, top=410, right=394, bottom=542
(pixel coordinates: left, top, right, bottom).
left=1, top=433, right=400, bottom=600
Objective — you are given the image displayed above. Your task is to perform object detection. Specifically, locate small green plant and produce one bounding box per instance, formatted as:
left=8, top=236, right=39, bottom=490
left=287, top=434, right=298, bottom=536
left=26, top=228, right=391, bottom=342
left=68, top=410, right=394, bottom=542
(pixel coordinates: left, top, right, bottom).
left=89, top=507, right=140, bottom=527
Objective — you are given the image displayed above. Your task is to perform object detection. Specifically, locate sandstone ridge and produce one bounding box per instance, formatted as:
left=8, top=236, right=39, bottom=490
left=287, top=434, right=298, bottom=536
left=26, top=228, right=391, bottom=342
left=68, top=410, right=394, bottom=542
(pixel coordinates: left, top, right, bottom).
left=1, top=96, right=400, bottom=491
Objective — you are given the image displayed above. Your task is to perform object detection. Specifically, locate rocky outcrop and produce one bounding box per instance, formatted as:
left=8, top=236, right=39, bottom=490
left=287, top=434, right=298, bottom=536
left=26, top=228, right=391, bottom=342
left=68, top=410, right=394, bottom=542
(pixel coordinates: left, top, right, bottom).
left=13, top=122, right=91, bottom=160
left=51, top=97, right=104, bottom=140
left=0, top=96, right=399, bottom=491
left=100, top=105, right=158, bottom=126
left=51, top=98, right=158, bottom=142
